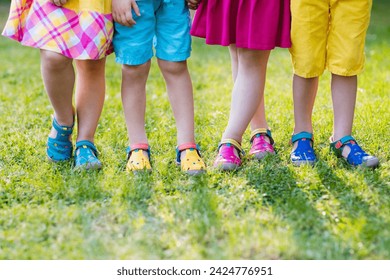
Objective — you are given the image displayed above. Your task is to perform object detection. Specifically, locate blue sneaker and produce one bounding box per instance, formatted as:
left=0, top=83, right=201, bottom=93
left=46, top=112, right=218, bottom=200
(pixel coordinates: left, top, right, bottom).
left=290, top=131, right=316, bottom=166
left=74, top=140, right=102, bottom=170
left=47, top=118, right=74, bottom=162
left=330, top=135, right=379, bottom=168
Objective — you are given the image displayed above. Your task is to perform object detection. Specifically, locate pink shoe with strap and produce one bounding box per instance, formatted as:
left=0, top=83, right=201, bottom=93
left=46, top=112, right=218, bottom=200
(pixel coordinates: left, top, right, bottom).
left=249, top=128, right=275, bottom=160
left=213, top=139, right=244, bottom=171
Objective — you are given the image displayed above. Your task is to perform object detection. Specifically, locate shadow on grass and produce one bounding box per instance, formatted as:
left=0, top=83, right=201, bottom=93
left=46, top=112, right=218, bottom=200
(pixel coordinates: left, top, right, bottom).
left=246, top=155, right=353, bottom=259
left=315, top=161, right=390, bottom=259
left=120, top=172, right=155, bottom=212
left=186, top=175, right=223, bottom=258
left=47, top=164, right=111, bottom=205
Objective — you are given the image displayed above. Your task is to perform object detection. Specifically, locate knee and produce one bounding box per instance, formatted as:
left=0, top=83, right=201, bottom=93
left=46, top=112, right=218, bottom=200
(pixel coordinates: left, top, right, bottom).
left=41, top=50, right=72, bottom=71
left=122, top=62, right=150, bottom=80
left=158, top=60, right=187, bottom=77
left=76, top=59, right=105, bottom=75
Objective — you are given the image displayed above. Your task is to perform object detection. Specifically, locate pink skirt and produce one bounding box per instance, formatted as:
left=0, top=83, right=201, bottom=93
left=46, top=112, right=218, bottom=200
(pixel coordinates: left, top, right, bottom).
left=191, top=0, right=291, bottom=50
left=2, top=0, right=113, bottom=60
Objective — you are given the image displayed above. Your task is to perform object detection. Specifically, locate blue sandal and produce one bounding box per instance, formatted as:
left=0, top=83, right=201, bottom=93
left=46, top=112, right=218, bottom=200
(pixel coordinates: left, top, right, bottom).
left=74, top=140, right=102, bottom=170
left=290, top=131, right=316, bottom=166
left=330, top=135, right=379, bottom=168
left=47, top=118, right=74, bottom=162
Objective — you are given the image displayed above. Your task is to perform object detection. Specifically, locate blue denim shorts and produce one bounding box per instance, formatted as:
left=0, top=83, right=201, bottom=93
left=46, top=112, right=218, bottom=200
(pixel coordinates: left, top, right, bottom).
left=113, top=0, right=192, bottom=65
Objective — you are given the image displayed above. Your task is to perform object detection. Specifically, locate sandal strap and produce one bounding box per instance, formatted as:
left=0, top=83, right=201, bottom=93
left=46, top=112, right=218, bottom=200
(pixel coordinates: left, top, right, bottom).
left=291, top=131, right=314, bottom=144
left=250, top=128, right=274, bottom=145
left=331, top=135, right=356, bottom=149
left=52, top=117, right=74, bottom=135
left=129, top=143, right=150, bottom=152
left=75, top=140, right=98, bottom=156
left=176, top=143, right=200, bottom=164
left=126, top=143, right=150, bottom=160
left=218, top=139, right=245, bottom=155
left=330, top=135, right=357, bottom=158
left=177, top=143, right=198, bottom=152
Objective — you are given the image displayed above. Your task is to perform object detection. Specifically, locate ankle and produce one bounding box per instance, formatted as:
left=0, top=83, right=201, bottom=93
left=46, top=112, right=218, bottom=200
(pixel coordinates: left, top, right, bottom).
left=54, top=114, right=74, bottom=127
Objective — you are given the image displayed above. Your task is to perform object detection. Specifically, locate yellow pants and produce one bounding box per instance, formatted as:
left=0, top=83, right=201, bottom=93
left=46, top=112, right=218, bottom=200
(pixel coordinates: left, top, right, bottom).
left=290, top=0, right=372, bottom=78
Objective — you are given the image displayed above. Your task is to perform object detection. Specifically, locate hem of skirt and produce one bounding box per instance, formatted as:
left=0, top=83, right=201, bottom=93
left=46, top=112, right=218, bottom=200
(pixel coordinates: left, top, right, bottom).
left=2, top=34, right=113, bottom=60
left=193, top=38, right=291, bottom=50
left=191, top=31, right=291, bottom=50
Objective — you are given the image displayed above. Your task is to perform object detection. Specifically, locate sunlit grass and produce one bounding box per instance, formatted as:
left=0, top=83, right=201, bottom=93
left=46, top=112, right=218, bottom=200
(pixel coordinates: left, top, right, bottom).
left=0, top=0, right=389, bottom=259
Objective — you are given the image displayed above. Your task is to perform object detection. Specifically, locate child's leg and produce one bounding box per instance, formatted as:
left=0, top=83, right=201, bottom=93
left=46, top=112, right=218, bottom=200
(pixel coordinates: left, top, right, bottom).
left=229, top=45, right=268, bottom=132
left=331, top=74, right=357, bottom=140
left=74, top=58, right=106, bottom=142
left=329, top=74, right=378, bottom=167
left=331, top=74, right=357, bottom=157
left=292, top=74, right=318, bottom=135
left=158, top=59, right=195, bottom=146
left=41, top=50, right=76, bottom=162
left=222, top=48, right=270, bottom=143
left=158, top=59, right=205, bottom=173
left=290, top=74, right=318, bottom=163
left=229, top=45, right=238, bottom=80
left=40, top=50, right=75, bottom=127
left=121, top=61, right=151, bottom=145
left=250, top=94, right=268, bottom=131
left=289, top=74, right=319, bottom=165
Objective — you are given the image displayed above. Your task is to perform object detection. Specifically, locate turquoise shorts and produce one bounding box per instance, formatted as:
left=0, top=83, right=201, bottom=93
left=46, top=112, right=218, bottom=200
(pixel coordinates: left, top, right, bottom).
left=113, top=0, right=192, bottom=65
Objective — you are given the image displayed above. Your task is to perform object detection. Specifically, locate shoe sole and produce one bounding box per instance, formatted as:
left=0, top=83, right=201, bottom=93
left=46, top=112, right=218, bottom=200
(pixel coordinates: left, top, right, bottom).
left=47, top=156, right=71, bottom=163
left=186, top=169, right=206, bottom=176
left=251, top=151, right=276, bottom=160
left=291, top=160, right=316, bottom=167
left=131, top=168, right=152, bottom=175
left=214, top=163, right=240, bottom=171
left=361, top=157, right=379, bottom=169
left=74, top=161, right=102, bottom=171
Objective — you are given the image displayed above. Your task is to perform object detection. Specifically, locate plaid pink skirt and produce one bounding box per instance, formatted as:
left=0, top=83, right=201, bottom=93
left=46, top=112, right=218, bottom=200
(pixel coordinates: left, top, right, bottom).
left=2, top=0, right=113, bottom=60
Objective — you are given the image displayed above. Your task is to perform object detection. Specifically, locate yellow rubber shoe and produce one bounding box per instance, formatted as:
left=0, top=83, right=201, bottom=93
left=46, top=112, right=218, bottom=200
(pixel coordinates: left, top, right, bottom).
left=126, top=144, right=151, bottom=173
left=176, top=143, right=206, bottom=175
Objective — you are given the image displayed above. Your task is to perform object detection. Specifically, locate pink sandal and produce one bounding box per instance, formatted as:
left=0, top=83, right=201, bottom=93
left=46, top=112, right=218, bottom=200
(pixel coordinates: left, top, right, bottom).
left=213, top=139, right=244, bottom=171
left=249, top=128, right=275, bottom=159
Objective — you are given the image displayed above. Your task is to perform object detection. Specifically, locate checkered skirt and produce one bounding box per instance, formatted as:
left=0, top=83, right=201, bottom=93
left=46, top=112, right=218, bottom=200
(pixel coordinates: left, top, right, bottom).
left=2, top=0, right=113, bottom=60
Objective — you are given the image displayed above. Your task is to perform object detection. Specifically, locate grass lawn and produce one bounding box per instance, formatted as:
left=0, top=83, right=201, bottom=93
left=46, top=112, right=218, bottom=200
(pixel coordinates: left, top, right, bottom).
left=0, top=0, right=389, bottom=259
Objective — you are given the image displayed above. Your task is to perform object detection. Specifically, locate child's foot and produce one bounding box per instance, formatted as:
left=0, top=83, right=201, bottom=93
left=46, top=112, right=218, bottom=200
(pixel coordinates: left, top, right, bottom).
left=47, top=117, right=74, bottom=162
left=249, top=128, right=275, bottom=159
left=176, top=143, right=206, bottom=175
left=330, top=135, right=379, bottom=168
left=290, top=131, right=316, bottom=166
left=74, top=140, right=102, bottom=170
left=214, top=139, right=244, bottom=171
left=126, top=144, right=151, bottom=173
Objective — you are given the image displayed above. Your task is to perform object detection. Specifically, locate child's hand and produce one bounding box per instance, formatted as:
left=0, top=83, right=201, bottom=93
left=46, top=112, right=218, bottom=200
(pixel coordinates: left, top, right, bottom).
left=112, top=0, right=141, bottom=27
left=50, top=0, right=68, bottom=6
left=186, top=0, right=201, bottom=10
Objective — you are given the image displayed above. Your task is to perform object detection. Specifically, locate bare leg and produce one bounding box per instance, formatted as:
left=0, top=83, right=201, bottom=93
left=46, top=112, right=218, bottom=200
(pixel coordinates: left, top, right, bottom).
left=40, top=50, right=75, bottom=128
left=229, top=45, right=238, bottom=81
left=158, top=59, right=195, bottom=146
left=222, top=49, right=270, bottom=143
left=249, top=93, right=268, bottom=131
left=229, top=46, right=269, bottom=141
left=292, top=74, right=318, bottom=135
left=331, top=74, right=357, bottom=157
left=121, top=61, right=151, bottom=145
left=74, top=58, right=106, bottom=142
left=331, top=74, right=357, bottom=140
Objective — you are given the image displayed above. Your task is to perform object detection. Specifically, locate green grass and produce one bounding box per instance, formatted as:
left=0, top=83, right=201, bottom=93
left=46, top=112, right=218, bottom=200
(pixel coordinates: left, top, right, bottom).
left=0, top=0, right=389, bottom=259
